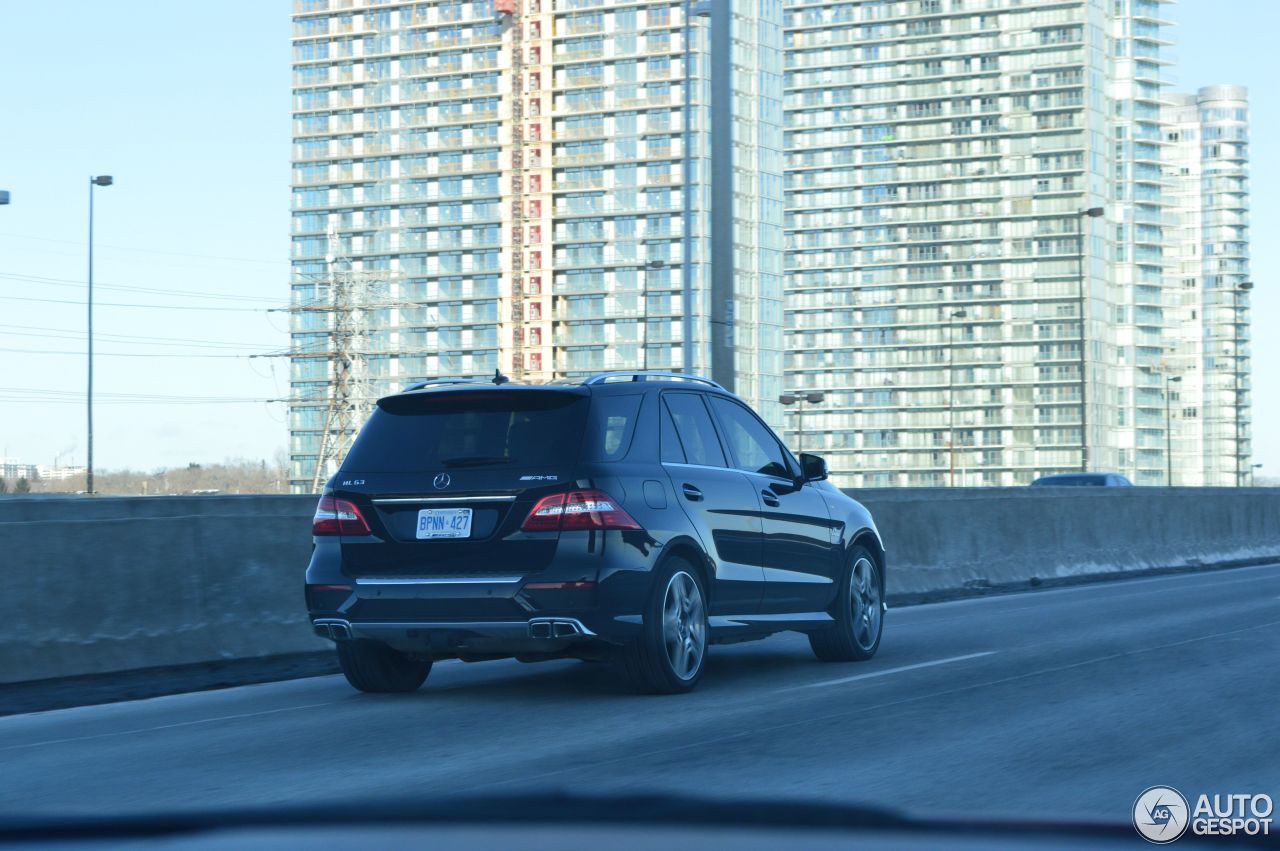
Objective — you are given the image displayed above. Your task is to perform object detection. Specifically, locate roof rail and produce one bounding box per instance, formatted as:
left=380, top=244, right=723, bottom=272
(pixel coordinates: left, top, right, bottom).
left=581, top=371, right=726, bottom=390
left=400, top=378, right=491, bottom=393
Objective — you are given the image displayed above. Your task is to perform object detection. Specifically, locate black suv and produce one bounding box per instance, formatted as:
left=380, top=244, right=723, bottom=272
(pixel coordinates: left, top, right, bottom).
left=305, top=372, right=886, bottom=694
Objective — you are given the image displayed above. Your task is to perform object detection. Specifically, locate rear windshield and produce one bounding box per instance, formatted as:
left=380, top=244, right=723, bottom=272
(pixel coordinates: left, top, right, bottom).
left=343, top=390, right=589, bottom=473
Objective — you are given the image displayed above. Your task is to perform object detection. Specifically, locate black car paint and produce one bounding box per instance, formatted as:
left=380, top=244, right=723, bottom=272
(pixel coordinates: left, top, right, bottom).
left=305, top=379, right=884, bottom=660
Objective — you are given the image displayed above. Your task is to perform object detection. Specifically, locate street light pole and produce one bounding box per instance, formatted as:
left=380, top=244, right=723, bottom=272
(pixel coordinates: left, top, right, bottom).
left=1164, top=374, right=1181, bottom=486
left=644, top=259, right=665, bottom=370
left=1077, top=206, right=1104, bottom=473
left=780, top=391, right=824, bottom=455
left=87, top=175, right=113, bottom=495
left=947, top=308, right=966, bottom=487
left=798, top=399, right=804, bottom=454
left=1233, top=281, right=1253, bottom=486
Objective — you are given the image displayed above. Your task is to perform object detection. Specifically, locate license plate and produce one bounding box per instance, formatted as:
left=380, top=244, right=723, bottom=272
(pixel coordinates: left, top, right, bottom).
left=415, top=508, right=473, bottom=540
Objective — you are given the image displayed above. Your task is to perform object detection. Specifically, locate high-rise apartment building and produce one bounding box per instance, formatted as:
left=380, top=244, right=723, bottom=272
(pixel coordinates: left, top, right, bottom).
left=1163, top=85, right=1252, bottom=486
left=1108, top=0, right=1175, bottom=485
left=785, top=0, right=1114, bottom=486
left=288, top=0, right=784, bottom=491
left=782, top=0, right=1248, bottom=487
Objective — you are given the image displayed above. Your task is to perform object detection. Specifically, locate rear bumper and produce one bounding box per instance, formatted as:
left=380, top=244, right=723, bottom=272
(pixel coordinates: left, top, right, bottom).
left=310, top=615, right=625, bottom=657
left=313, top=616, right=595, bottom=642
left=305, top=534, right=655, bottom=651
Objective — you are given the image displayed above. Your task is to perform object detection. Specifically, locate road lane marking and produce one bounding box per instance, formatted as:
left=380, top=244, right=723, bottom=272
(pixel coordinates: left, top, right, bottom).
left=0, top=700, right=342, bottom=753
left=449, top=617, right=1280, bottom=798
left=785, top=651, right=996, bottom=691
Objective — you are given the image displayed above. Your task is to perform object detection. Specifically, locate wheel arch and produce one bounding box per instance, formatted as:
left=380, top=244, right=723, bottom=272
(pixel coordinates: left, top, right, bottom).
left=655, top=535, right=714, bottom=606
left=849, top=528, right=886, bottom=593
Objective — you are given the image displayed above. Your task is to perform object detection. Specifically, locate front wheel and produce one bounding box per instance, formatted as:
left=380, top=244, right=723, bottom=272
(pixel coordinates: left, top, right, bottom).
left=618, top=558, right=708, bottom=694
left=809, top=547, right=884, bottom=662
left=336, top=639, right=433, bottom=693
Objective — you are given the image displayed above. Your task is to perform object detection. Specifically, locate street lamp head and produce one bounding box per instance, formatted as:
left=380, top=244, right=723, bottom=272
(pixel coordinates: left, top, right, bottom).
left=805, top=392, right=825, bottom=404
left=779, top=394, right=797, bottom=406
left=92, top=175, right=113, bottom=187
left=1237, top=281, right=1254, bottom=291
left=646, top=259, right=666, bottom=269
left=1081, top=207, right=1104, bottom=218
left=951, top=309, right=967, bottom=319
left=1168, top=375, right=1182, bottom=383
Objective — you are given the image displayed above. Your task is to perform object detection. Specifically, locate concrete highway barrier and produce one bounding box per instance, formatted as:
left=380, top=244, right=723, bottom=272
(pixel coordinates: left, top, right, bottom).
left=855, top=487, right=1280, bottom=599
left=1, top=489, right=1277, bottom=687
left=0, top=496, right=323, bottom=686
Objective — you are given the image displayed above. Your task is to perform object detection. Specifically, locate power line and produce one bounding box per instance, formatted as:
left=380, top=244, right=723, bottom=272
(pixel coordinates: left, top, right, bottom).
left=0, top=346, right=260, bottom=359
left=0, top=396, right=278, bottom=406
left=0, top=271, right=284, bottom=304
left=0, top=323, right=277, bottom=350
left=0, top=232, right=288, bottom=266
left=0, top=386, right=280, bottom=404
left=0, top=294, right=269, bottom=312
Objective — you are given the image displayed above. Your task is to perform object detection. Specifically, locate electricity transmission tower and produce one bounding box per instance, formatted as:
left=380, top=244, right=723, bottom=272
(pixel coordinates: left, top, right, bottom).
left=289, top=242, right=391, bottom=492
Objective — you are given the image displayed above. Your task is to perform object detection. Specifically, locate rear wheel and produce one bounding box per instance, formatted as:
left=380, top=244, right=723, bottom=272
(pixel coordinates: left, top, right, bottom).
left=619, top=558, right=708, bottom=694
left=336, top=640, right=433, bottom=693
left=809, top=546, right=883, bottom=662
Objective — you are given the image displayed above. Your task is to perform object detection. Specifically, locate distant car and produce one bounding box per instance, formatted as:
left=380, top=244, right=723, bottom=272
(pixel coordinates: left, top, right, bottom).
left=304, top=371, right=886, bottom=695
left=1030, top=473, right=1133, bottom=487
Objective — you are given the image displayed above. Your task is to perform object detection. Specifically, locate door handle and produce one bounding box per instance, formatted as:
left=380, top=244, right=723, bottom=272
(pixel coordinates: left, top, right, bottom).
left=761, top=490, right=781, bottom=508
left=681, top=483, right=704, bottom=502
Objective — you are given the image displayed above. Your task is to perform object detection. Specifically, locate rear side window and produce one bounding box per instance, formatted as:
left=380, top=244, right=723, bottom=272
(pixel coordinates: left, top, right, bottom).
left=660, top=399, right=685, bottom=464
left=663, top=392, right=726, bottom=467
left=343, top=390, right=588, bottom=472
left=584, top=393, right=642, bottom=462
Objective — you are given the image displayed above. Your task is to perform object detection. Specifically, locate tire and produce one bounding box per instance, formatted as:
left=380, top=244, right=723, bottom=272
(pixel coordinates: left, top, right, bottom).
left=809, top=546, right=884, bottom=662
left=618, top=557, right=709, bottom=694
left=336, top=639, right=433, bottom=693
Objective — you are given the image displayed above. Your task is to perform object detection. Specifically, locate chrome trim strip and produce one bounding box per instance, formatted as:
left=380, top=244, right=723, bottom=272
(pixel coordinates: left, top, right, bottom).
left=354, top=576, right=523, bottom=585
left=342, top=619, right=598, bottom=640
left=372, top=495, right=517, bottom=505
left=351, top=620, right=528, bottom=634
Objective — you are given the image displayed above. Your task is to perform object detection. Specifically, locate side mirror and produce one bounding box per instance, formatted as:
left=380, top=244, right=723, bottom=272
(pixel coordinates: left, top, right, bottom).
left=798, top=452, right=828, bottom=483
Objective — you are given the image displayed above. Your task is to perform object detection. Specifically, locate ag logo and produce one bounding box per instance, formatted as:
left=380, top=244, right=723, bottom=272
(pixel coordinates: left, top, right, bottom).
left=1134, top=786, right=1190, bottom=843
left=432, top=473, right=451, bottom=490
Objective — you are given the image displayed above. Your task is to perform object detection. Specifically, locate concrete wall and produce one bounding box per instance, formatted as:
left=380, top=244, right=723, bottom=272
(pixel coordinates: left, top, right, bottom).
left=852, top=487, right=1280, bottom=596
left=0, top=496, right=324, bottom=685
left=1, top=489, right=1278, bottom=684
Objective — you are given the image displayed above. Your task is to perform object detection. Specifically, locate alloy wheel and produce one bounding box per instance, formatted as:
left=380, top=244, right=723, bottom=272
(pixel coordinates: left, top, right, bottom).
left=662, top=571, right=706, bottom=680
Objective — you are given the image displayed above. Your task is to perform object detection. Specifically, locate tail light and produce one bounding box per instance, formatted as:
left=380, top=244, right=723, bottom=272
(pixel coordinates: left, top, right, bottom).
left=521, top=489, right=641, bottom=532
left=313, top=495, right=371, bottom=536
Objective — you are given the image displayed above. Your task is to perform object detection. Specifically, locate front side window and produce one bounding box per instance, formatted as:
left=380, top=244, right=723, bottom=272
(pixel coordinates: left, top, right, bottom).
left=708, top=397, right=791, bottom=479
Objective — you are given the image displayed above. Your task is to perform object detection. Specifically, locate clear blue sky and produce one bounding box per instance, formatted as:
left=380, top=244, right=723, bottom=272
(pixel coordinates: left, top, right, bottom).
left=0, top=2, right=291, bottom=470
left=0, top=1, right=1274, bottom=477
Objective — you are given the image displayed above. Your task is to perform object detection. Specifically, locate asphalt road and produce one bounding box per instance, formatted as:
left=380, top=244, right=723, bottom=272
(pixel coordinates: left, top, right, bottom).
left=1, top=564, right=1277, bottom=826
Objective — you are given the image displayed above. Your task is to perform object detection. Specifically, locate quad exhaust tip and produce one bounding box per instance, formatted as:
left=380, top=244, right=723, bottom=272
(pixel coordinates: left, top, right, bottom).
left=528, top=618, right=594, bottom=639
left=314, top=620, right=352, bottom=640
